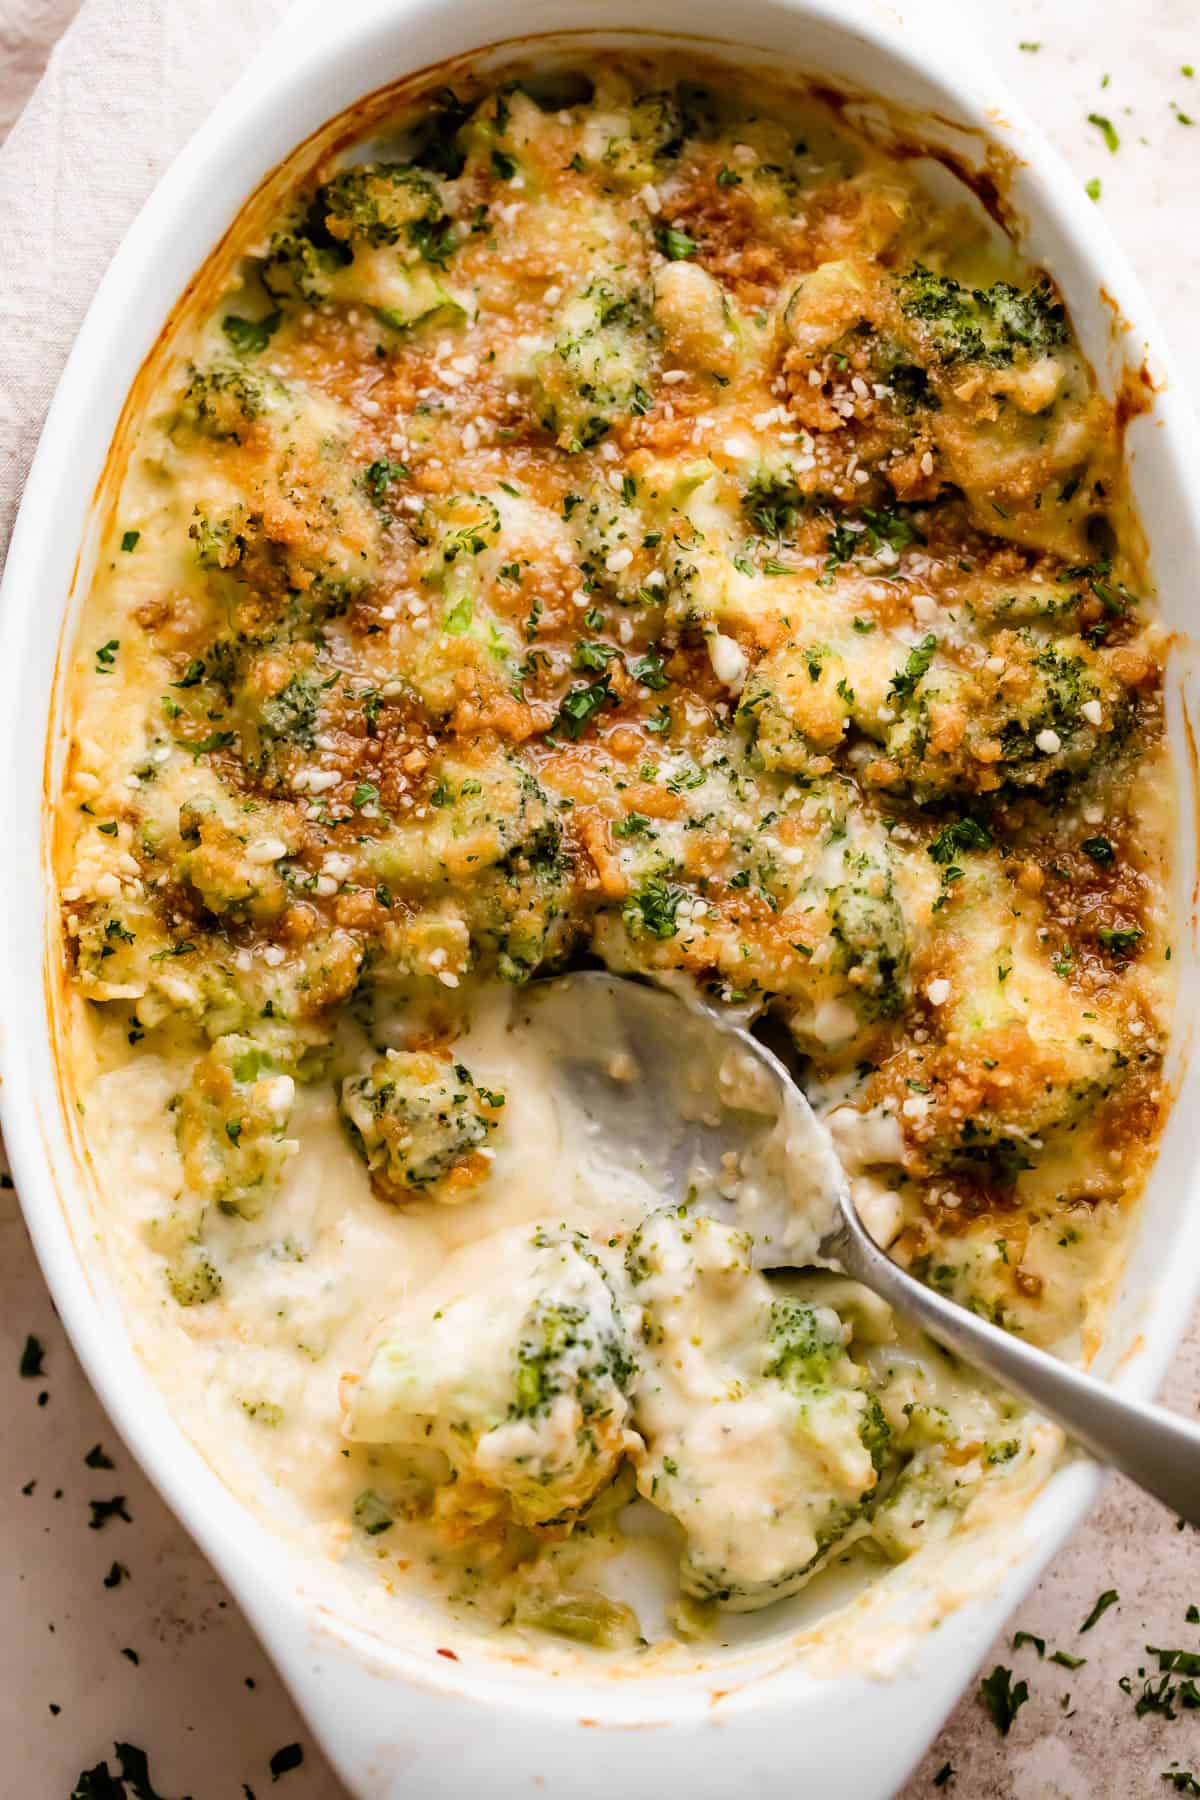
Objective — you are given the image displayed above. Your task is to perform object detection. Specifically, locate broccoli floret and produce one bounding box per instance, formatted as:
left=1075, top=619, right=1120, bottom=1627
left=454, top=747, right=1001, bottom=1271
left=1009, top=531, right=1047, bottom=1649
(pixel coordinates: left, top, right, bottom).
left=188, top=505, right=247, bottom=570
left=627, top=1209, right=895, bottom=1611
left=339, top=1048, right=503, bottom=1202
left=600, top=90, right=687, bottom=185
left=513, top=1281, right=636, bottom=1422
left=533, top=278, right=655, bottom=451
left=176, top=794, right=289, bottom=923
left=476, top=809, right=579, bottom=984
left=320, top=162, right=447, bottom=251
left=261, top=160, right=458, bottom=308
left=879, top=630, right=1127, bottom=801
left=829, top=849, right=909, bottom=1020
left=255, top=669, right=324, bottom=752
left=362, top=756, right=568, bottom=970
left=343, top=1225, right=638, bottom=1529
left=178, top=363, right=284, bottom=440
left=260, top=229, right=344, bottom=304
left=895, top=265, right=1068, bottom=366
left=764, top=1294, right=848, bottom=1388
left=165, top=1245, right=224, bottom=1307
left=174, top=1034, right=297, bottom=1221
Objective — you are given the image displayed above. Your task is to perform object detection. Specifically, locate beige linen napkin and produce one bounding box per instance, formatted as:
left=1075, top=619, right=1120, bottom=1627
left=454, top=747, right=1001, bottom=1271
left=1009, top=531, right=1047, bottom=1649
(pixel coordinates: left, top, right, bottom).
left=0, top=0, right=288, bottom=558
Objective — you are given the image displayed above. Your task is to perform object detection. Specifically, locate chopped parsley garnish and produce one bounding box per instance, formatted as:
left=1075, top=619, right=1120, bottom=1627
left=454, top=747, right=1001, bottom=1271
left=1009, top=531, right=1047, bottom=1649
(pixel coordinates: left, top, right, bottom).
left=1098, top=927, right=1141, bottom=956
left=623, top=877, right=686, bottom=940
left=631, top=651, right=669, bottom=689
left=94, top=639, right=120, bottom=673
left=889, top=633, right=938, bottom=702
left=979, top=1664, right=1029, bottom=1735
left=928, top=818, right=993, bottom=864
left=655, top=223, right=698, bottom=260
left=1082, top=835, right=1115, bottom=865
left=182, top=730, right=236, bottom=758
left=573, top=640, right=618, bottom=672
left=85, top=1443, right=116, bottom=1469
left=553, top=676, right=614, bottom=740
left=361, top=457, right=409, bottom=502
left=19, top=1334, right=45, bottom=1378
left=119, top=530, right=140, bottom=553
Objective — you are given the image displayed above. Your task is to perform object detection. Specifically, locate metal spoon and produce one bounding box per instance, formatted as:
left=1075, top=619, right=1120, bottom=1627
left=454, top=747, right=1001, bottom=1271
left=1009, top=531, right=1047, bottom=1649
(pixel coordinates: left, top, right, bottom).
left=521, top=970, right=1200, bottom=1526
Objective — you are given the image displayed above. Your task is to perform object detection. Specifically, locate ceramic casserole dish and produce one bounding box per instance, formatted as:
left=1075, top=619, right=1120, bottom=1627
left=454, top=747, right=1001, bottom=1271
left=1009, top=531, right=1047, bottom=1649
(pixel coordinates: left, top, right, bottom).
left=3, top=0, right=1200, bottom=1794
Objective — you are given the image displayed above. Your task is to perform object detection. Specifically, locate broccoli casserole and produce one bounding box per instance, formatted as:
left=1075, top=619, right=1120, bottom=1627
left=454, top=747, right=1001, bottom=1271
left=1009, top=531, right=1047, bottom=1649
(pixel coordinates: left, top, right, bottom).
left=55, top=56, right=1174, bottom=1651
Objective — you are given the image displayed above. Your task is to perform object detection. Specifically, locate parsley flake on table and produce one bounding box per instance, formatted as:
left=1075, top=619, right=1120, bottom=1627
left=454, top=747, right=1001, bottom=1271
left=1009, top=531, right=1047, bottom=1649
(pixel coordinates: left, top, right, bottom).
left=70, top=1742, right=187, bottom=1800
left=88, top=1495, right=132, bottom=1530
left=1081, top=1588, right=1119, bottom=1631
left=269, top=1742, right=304, bottom=1780
left=1149, top=1647, right=1200, bottom=1676
left=979, top=1664, right=1030, bottom=1735
left=1088, top=112, right=1121, bottom=153
left=19, top=1334, right=45, bottom=1378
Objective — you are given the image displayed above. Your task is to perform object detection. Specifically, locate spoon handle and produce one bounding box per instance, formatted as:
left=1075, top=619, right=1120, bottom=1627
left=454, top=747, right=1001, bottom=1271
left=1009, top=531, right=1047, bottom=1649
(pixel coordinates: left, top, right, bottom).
left=828, top=1204, right=1200, bottom=1526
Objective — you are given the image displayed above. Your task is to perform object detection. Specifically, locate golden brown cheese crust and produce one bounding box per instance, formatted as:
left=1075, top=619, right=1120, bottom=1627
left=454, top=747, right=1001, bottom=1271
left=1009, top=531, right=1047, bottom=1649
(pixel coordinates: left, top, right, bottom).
left=57, top=57, right=1172, bottom=1340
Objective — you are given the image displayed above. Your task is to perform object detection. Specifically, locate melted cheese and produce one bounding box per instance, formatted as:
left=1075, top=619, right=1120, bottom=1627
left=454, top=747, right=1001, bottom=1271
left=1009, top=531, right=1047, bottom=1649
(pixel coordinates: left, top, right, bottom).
left=55, top=55, right=1173, bottom=1658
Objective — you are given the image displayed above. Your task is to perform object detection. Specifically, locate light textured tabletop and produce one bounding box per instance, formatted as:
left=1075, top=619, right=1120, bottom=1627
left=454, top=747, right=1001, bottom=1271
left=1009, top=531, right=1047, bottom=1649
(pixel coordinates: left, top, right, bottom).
left=2, top=3, right=1199, bottom=1795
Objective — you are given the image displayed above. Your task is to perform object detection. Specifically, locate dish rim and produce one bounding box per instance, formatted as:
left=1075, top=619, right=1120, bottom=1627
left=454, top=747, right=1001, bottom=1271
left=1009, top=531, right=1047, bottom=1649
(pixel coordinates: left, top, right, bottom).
left=3, top=1, right=1199, bottom=1793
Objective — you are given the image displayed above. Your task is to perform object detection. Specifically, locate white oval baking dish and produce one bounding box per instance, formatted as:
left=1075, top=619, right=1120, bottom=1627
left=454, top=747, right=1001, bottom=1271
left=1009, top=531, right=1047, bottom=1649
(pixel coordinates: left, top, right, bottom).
left=4, top=1, right=1200, bottom=1794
